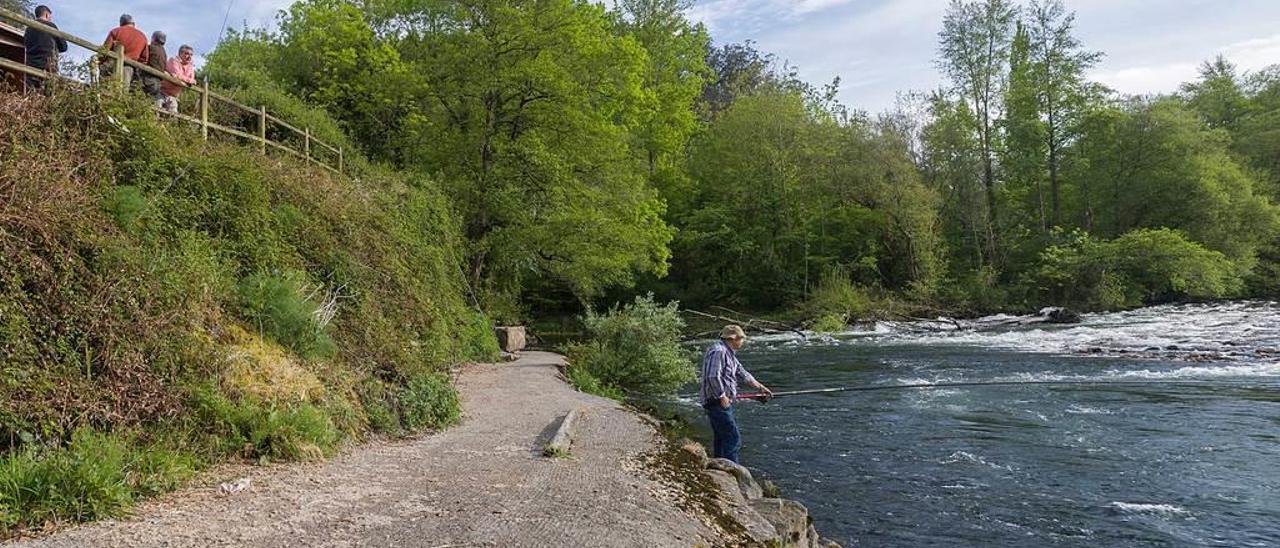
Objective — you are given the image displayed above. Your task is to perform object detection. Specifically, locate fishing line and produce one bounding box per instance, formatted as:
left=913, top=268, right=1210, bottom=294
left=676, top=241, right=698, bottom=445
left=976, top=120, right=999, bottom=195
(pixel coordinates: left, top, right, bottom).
left=730, top=378, right=1275, bottom=401
left=217, top=0, right=235, bottom=45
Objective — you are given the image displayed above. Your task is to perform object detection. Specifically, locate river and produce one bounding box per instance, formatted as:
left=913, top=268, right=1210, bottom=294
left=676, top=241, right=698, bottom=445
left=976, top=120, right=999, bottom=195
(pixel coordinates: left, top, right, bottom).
left=679, top=301, right=1280, bottom=547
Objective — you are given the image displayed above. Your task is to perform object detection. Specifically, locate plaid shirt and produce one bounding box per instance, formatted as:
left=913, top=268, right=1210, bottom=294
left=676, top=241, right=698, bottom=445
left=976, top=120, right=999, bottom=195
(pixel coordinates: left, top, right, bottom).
left=699, top=340, right=756, bottom=403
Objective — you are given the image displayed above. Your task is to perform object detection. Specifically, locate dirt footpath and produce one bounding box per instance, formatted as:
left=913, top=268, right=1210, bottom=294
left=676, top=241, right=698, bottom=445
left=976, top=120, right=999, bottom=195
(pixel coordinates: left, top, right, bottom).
left=12, top=352, right=722, bottom=548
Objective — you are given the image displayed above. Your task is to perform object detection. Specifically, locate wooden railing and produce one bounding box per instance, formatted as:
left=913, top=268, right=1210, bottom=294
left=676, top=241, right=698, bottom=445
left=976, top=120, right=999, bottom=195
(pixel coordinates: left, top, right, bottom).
left=0, top=8, right=345, bottom=175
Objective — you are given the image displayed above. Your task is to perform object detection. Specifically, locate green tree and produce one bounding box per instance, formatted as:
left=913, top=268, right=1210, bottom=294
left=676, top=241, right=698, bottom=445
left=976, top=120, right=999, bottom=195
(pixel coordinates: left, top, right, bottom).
left=1002, top=21, right=1048, bottom=233
left=923, top=93, right=989, bottom=270
left=674, top=91, right=941, bottom=309
left=1078, top=98, right=1280, bottom=265
left=0, top=0, right=30, bottom=16
left=1182, top=56, right=1249, bottom=133
left=612, top=0, right=711, bottom=218
left=699, top=40, right=808, bottom=118
left=613, top=0, right=710, bottom=177
left=377, top=0, right=672, bottom=313
left=1026, top=0, right=1101, bottom=227
left=938, top=0, right=1016, bottom=258
left=1032, top=228, right=1244, bottom=309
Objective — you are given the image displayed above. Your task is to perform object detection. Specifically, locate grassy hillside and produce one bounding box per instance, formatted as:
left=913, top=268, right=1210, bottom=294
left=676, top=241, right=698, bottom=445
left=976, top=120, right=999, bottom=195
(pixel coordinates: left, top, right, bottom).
left=0, top=88, right=497, bottom=534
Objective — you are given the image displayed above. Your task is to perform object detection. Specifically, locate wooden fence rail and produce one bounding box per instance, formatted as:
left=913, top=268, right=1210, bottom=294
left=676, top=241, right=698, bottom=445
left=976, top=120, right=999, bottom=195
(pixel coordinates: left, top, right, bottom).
left=0, top=7, right=345, bottom=176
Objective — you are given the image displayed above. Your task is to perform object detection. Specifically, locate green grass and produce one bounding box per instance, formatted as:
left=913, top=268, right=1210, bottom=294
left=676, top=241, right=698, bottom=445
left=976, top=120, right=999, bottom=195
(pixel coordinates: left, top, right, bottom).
left=564, top=364, right=625, bottom=401
left=0, top=430, right=195, bottom=532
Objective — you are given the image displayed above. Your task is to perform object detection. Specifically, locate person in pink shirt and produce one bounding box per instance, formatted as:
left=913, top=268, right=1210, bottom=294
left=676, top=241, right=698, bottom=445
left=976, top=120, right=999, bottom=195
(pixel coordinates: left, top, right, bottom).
left=159, top=45, right=196, bottom=114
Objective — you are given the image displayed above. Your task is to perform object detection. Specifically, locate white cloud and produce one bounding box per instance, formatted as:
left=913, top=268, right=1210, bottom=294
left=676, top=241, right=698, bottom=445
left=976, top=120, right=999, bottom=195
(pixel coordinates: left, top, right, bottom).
left=1092, top=63, right=1199, bottom=95
left=689, top=0, right=867, bottom=33
left=1222, top=33, right=1280, bottom=73
left=792, top=0, right=858, bottom=15
left=1093, top=33, right=1280, bottom=96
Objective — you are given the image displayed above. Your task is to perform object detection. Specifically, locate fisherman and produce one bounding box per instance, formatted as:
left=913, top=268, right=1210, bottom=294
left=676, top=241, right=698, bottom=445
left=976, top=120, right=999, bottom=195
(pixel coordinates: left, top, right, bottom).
left=142, top=30, right=168, bottom=106
left=22, top=5, right=67, bottom=92
left=699, top=325, right=772, bottom=464
left=99, top=14, right=148, bottom=88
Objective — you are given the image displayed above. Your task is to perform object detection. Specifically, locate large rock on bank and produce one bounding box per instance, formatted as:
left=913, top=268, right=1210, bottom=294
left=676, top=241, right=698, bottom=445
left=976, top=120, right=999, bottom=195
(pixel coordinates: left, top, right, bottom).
left=707, top=457, right=764, bottom=500
left=493, top=326, right=527, bottom=352
left=701, top=456, right=842, bottom=547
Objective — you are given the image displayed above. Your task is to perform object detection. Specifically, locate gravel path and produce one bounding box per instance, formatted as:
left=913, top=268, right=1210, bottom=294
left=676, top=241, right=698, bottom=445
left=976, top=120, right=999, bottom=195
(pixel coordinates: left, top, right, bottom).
left=11, top=352, right=722, bottom=547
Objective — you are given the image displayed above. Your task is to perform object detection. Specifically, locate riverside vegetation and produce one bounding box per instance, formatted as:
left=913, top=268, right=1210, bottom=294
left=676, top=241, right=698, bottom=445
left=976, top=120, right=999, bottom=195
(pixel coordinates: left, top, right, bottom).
left=3, top=0, right=1280, bottom=536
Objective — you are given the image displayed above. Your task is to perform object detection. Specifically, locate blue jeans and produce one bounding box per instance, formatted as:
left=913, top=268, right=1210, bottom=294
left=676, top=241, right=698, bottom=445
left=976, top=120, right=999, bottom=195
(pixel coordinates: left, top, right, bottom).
left=703, top=399, right=741, bottom=463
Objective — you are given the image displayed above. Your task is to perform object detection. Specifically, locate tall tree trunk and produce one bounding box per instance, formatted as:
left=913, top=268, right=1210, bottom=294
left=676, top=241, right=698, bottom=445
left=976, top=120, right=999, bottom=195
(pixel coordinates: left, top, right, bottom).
left=1047, top=109, right=1061, bottom=227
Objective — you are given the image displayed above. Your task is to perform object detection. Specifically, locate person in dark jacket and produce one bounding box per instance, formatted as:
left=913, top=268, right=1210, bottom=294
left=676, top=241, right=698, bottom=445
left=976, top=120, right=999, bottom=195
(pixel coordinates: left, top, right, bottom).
left=23, top=5, right=67, bottom=91
left=142, top=30, right=167, bottom=104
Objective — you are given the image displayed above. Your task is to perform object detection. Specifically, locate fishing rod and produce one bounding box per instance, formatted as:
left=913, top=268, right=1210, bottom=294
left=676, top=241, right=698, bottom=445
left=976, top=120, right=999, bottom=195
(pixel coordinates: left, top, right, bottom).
left=733, top=378, right=1273, bottom=402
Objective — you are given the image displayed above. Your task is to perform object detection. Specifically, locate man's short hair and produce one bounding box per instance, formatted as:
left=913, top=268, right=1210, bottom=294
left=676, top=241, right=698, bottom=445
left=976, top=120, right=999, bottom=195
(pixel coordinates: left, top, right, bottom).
left=179, top=44, right=194, bottom=54
left=152, top=30, right=166, bottom=44
left=120, top=14, right=134, bottom=26
left=34, top=5, right=51, bottom=18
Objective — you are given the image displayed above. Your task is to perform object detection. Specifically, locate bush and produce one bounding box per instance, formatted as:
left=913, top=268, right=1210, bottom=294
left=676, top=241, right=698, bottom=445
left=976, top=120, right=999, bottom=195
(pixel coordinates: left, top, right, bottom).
left=1031, top=228, right=1244, bottom=310
left=810, top=313, right=848, bottom=333
left=238, top=271, right=337, bottom=360
left=563, top=295, right=694, bottom=399
left=398, top=373, right=461, bottom=431
left=459, top=312, right=501, bottom=363
left=191, top=386, right=342, bottom=462
left=357, top=379, right=401, bottom=435
left=802, top=266, right=874, bottom=328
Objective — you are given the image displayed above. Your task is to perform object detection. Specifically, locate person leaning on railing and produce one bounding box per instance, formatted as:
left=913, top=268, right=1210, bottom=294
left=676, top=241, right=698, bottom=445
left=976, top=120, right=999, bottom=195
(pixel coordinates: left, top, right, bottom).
left=159, top=44, right=195, bottom=114
left=143, top=30, right=167, bottom=106
left=22, top=4, right=66, bottom=92
left=99, top=13, right=148, bottom=88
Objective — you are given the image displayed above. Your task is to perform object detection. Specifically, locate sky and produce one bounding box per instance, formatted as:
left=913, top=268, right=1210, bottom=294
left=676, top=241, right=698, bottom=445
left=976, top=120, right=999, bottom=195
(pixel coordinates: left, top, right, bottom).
left=26, top=0, right=1280, bottom=113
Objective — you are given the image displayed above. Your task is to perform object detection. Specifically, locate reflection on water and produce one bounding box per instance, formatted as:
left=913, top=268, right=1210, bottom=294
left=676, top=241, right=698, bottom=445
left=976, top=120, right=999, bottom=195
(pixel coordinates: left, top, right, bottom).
left=676, top=302, right=1280, bottom=547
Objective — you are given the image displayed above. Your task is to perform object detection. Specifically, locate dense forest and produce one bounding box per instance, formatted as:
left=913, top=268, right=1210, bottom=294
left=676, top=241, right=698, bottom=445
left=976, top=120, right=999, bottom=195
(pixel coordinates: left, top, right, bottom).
left=193, top=0, right=1280, bottom=325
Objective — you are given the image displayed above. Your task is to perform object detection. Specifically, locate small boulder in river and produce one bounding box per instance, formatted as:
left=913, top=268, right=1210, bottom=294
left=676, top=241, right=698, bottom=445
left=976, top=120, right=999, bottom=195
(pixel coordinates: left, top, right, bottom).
left=1041, top=307, right=1082, bottom=324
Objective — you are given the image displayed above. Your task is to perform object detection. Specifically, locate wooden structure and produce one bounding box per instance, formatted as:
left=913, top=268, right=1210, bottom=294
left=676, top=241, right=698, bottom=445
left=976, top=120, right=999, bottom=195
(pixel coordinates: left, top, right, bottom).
left=0, top=20, right=23, bottom=93
left=0, top=7, right=345, bottom=175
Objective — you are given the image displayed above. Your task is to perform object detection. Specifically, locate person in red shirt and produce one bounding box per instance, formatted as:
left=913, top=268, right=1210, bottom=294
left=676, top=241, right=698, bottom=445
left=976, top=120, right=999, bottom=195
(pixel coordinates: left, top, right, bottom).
left=99, top=14, right=148, bottom=89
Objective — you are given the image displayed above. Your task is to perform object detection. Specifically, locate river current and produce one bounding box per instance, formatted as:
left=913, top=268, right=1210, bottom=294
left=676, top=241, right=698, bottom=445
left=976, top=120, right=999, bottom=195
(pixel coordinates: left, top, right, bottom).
left=679, top=301, right=1280, bottom=547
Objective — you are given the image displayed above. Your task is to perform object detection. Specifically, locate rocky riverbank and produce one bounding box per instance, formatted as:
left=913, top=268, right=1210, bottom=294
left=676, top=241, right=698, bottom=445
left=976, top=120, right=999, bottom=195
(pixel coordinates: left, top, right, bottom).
left=672, top=439, right=842, bottom=548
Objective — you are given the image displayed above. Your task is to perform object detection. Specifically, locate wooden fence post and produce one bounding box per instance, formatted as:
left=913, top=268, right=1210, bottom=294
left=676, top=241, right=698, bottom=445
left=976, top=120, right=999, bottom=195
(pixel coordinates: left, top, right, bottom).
left=259, top=106, right=267, bottom=155
left=200, top=79, right=209, bottom=140
left=305, top=127, right=312, bottom=165
left=113, top=44, right=125, bottom=89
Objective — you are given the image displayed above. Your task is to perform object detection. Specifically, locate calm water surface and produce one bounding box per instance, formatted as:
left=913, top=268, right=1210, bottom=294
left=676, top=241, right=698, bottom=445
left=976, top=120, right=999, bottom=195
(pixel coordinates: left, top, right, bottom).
left=678, top=302, right=1280, bottom=547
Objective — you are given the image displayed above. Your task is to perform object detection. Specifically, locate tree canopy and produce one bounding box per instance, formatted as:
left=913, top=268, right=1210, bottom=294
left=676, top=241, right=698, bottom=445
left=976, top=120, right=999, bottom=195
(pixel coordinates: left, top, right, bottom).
left=201, top=0, right=1280, bottom=318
